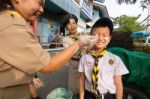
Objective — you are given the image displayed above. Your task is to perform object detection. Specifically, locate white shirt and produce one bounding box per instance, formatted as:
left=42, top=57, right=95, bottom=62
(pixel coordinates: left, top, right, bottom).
left=78, top=51, right=129, bottom=94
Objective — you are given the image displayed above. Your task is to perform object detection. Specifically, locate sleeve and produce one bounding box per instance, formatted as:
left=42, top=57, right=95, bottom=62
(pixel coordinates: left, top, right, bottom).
left=62, top=36, right=74, bottom=48
left=0, top=26, right=50, bottom=75
left=114, top=56, right=129, bottom=75
left=78, top=55, right=86, bottom=72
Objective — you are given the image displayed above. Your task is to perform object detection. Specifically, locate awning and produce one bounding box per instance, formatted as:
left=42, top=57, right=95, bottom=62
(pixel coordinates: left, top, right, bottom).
left=131, top=31, right=150, bottom=37
left=93, top=1, right=109, bottom=18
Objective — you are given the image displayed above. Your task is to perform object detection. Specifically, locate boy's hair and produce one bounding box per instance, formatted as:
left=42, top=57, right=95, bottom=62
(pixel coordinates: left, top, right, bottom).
left=91, top=17, right=113, bottom=35
left=62, top=14, right=78, bottom=28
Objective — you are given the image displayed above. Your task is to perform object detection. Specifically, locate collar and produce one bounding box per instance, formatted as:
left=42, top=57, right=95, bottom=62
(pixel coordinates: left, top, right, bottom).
left=67, top=33, right=79, bottom=37
left=67, top=33, right=80, bottom=40
left=90, top=50, right=107, bottom=57
left=2, top=10, right=22, bottom=17
left=1, top=10, right=29, bottom=26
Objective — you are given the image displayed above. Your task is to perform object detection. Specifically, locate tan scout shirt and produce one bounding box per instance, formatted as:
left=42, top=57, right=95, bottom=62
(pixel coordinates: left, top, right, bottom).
left=0, top=11, right=50, bottom=88
left=62, top=33, right=81, bottom=60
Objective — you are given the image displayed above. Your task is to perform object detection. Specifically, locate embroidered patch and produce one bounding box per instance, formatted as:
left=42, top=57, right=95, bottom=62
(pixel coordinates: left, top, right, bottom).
left=85, top=60, right=93, bottom=67
left=109, top=59, right=114, bottom=65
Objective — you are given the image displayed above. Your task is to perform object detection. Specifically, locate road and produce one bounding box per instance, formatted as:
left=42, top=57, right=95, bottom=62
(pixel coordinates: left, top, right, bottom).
left=37, top=64, right=69, bottom=99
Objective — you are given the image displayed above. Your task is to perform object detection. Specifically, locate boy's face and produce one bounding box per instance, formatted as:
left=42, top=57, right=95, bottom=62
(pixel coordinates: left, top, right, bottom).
left=92, top=27, right=111, bottom=50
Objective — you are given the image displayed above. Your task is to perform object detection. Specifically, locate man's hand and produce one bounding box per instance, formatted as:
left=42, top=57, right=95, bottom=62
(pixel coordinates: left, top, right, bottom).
left=78, top=34, right=98, bottom=47
left=62, top=37, right=74, bottom=48
left=62, top=34, right=98, bottom=50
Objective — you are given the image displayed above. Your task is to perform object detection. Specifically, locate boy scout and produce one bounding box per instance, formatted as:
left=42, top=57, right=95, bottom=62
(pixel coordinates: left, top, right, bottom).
left=78, top=18, right=129, bottom=99
left=0, top=0, right=97, bottom=99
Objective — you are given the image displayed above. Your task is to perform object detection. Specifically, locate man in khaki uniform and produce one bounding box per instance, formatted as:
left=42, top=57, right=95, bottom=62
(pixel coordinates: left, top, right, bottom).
left=0, top=10, right=50, bottom=99
left=0, top=0, right=97, bottom=99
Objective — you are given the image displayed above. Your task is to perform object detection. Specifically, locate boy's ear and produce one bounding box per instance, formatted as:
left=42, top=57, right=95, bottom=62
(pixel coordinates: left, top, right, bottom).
left=110, top=36, right=112, bottom=39
left=109, top=36, right=112, bottom=42
left=14, top=0, right=19, bottom=3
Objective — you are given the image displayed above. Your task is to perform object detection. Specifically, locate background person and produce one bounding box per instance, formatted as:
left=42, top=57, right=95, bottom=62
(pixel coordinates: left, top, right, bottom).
left=78, top=17, right=129, bottom=99
left=62, top=14, right=94, bottom=99
left=0, top=1, right=97, bottom=99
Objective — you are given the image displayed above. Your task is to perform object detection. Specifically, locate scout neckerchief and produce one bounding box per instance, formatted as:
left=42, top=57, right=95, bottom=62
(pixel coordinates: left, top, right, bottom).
left=67, top=33, right=81, bottom=59
left=66, top=33, right=80, bottom=41
left=2, top=10, right=22, bottom=17
left=90, top=49, right=107, bottom=95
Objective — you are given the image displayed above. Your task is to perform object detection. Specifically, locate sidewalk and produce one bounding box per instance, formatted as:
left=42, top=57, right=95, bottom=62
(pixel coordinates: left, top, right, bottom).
left=37, top=48, right=69, bottom=99
left=37, top=65, right=69, bottom=99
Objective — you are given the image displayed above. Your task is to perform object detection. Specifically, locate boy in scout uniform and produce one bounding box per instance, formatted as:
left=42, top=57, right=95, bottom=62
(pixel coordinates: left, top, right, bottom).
left=0, top=0, right=97, bottom=99
left=78, top=18, right=129, bottom=99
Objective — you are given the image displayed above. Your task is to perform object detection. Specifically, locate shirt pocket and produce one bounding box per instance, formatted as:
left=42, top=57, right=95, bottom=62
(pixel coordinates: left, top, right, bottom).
left=101, top=62, right=115, bottom=73
left=84, top=61, right=93, bottom=73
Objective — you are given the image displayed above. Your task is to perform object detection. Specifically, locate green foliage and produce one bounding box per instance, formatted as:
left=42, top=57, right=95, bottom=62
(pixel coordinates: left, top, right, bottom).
left=117, top=0, right=150, bottom=4
left=117, top=0, right=137, bottom=4
left=113, top=15, right=146, bottom=32
left=117, top=0, right=150, bottom=10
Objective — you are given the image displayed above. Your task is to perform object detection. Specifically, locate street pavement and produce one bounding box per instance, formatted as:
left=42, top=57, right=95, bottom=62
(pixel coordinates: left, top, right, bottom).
left=37, top=64, right=69, bottom=99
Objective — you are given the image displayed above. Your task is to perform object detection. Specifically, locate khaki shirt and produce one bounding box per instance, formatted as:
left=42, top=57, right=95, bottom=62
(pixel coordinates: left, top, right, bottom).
left=0, top=12, right=50, bottom=88
left=62, top=34, right=81, bottom=60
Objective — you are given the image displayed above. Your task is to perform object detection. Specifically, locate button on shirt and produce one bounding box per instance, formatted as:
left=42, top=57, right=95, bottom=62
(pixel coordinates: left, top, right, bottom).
left=78, top=51, right=129, bottom=94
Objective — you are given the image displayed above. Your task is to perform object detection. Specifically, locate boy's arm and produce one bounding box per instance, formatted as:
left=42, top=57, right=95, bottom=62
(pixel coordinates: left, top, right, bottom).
left=114, top=75, right=123, bottom=99
left=80, top=72, right=85, bottom=99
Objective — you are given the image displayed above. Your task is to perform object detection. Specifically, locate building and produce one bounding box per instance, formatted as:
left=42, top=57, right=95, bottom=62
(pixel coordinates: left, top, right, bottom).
left=132, top=31, right=150, bottom=46
left=38, top=0, right=109, bottom=47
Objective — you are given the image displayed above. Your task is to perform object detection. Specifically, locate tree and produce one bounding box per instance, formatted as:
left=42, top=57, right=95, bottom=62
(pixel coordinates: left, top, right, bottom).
left=117, top=0, right=138, bottom=4
left=140, top=0, right=149, bottom=10
left=113, top=15, right=146, bottom=32
left=117, top=0, right=150, bottom=4
left=117, top=0, right=150, bottom=10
